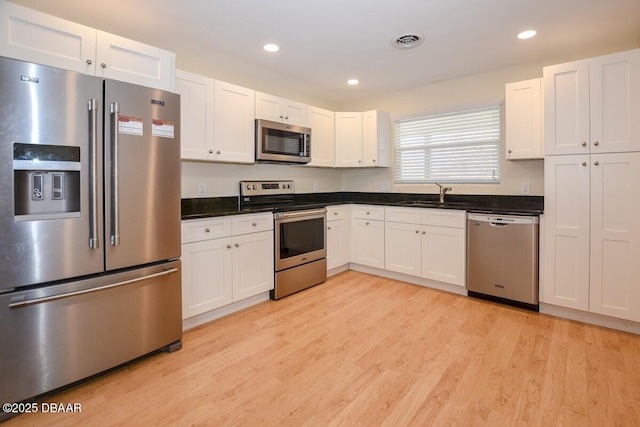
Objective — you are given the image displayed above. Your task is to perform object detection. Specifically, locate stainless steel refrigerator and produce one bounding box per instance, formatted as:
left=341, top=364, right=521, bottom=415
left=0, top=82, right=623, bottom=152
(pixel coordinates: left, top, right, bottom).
left=0, top=56, right=182, bottom=411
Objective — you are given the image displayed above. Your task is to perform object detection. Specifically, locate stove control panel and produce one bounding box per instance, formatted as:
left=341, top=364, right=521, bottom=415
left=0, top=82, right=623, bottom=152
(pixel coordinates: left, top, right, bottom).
left=240, top=180, right=295, bottom=197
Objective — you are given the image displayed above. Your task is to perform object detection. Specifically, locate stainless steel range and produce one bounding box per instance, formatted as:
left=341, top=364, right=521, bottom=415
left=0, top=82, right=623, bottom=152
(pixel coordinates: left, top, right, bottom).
left=240, top=180, right=327, bottom=299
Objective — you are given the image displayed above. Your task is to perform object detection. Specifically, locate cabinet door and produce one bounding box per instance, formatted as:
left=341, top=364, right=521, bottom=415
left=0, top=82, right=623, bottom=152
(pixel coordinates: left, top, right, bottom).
left=306, top=106, right=335, bottom=167
left=282, top=99, right=307, bottom=126
left=505, top=78, right=543, bottom=159
left=362, top=110, right=391, bottom=167
left=421, top=226, right=465, bottom=286
left=589, top=152, right=640, bottom=321
left=327, top=219, right=347, bottom=270
left=181, top=238, right=233, bottom=319
left=232, top=231, right=274, bottom=301
left=96, top=31, right=175, bottom=91
left=350, top=218, right=384, bottom=268
left=175, top=70, right=214, bottom=160
left=385, top=221, right=421, bottom=276
left=589, top=49, right=640, bottom=154
left=213, top=81, right=255, bottom=164
left=0, top=1, right=96, bottom=75
left=335, top=112, right=363, bottom=167
left=255, top=92, right=281, bottom=122
left=542, top=155, right=590, bottom=310
left=543, top=60, right=590, bottom=156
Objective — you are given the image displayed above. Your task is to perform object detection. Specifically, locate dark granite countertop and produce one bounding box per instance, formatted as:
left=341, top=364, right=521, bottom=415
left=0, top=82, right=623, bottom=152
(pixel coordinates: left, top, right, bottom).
left=182, top=192, right=544, bottom=220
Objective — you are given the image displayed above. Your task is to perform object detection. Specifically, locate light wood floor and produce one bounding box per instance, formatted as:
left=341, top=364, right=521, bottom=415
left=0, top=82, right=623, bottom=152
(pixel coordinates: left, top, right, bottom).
left=6, top=271, right=640, bottom=426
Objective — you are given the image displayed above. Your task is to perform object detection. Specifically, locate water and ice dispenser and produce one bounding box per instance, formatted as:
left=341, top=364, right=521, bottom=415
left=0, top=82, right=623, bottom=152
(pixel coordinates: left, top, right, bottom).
left=13, top=143, right=81, bottom=221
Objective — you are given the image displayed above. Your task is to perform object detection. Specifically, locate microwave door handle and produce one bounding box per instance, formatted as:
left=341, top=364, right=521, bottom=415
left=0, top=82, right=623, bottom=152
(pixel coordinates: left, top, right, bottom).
left=88, top=99, right=99, bottom=250
left=303, top=134, right=308, bottom=157
left=110, top=102, right=120, bottom=246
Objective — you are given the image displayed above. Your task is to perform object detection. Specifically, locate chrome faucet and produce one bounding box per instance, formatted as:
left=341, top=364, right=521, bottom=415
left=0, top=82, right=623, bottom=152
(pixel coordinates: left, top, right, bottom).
left=435, top=183, right=452, bottom=203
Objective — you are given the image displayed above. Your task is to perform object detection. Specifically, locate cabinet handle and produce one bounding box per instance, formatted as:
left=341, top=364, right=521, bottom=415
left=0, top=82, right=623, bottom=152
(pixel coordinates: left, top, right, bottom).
left=285, top=115, right=289, bottom=120
left=508, top=149, right=512, bottom=154
left=226, top=244, right=231, bottom=249
left=365, top=222, right=369, bottom=225
left=594, top=141, right=599, bottom=146
left=234, top=243, right=240, bottom=248
left=333, top=212, right=338, bottom=215
left=101, top=62, right=107, bottom=68
left=252, top=222, right=257, bottom=227
left=208, top=149, right=213, bottom=154
left=415, top=230, right=419, bottom=234
left=279, top=114, right=284, bottom=119
left=205, top=228, right=210, bottom=233
left=581, top=142, right=587, bottom=147
left=327, top=226, right=331, bottom=230
left=594, top=161, right=600, bottom=166
left=422, top=231, right=426, bottom=235
left=366, top=212, right=370, bottom=215
left=86, top=59, right=92, bottom=65
left=373, top=159, right=376, bottom=163
left=582, top=161, right=587, bottom=166
left=216, top=150, right=221, bottom=154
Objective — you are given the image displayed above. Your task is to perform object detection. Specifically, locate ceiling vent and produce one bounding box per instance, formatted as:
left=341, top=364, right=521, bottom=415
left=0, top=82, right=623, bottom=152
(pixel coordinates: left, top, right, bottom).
left=391, top=33, right=425, bottom=50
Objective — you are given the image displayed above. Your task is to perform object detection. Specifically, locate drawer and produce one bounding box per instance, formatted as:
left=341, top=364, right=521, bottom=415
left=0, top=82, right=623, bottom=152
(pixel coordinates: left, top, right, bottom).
left=232, top=212, right=273, bottom=235
left=327, top=205, right=346, bottom=221
left=182, top=217, right=231, bottom=243
left=385, top=207, right=421, bottom=224
left=421, top=209, right=466, bottom=228
left=351, top=205, right=385, bottom=221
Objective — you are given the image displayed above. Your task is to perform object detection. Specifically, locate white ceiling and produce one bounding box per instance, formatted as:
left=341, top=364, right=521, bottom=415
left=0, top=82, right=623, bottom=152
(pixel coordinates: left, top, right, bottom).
left=7, top=0, right=640, bottom=104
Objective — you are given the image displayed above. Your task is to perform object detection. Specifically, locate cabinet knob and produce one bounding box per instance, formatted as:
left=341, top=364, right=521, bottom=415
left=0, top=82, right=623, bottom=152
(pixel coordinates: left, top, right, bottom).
left=422, top=231, right=426, bottom=235
left=581, top=141, right=587, bottom=147
left=582, top=161, right=587, bottom=166
left=594, top=161, right=600, bottom=166
left=234, top=243, right=240, bottom=248
left=205, top=228, right=210, bottom=233
left=365, top=222, right=369, bottom=226
left=279, top=114, right=284, bottom=119
left=594, top=141, right=599, bottom=146
left=508, top=149, right=512, bottom=154
left=226, top=244, right=232, bottom=249
left=415, top=230, right=419, bottom=234
left=366, top=212, right=370, bottom=215
left=86, top=59, right=92, bottom=65
left=252, top=222, right=257, bottom=227
left=333, top=212, right=338, bottom=215
left=216, top=150, right=221, bottom=154
left=327, top=226, right=331, bottom=230
left=101, top=62, right=107, bottom=68
left=208, top=149, right=213, bottom=154
left=284, top=115, right=289, bottom=120
left=372, top=159, right=376, bottom=163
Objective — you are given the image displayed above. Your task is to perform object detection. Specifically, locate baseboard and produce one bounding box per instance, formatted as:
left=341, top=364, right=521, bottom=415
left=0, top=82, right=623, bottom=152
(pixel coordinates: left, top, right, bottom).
left=182, top=292, right=271, bottom=331
left=540, top=303, right=640, bottom=335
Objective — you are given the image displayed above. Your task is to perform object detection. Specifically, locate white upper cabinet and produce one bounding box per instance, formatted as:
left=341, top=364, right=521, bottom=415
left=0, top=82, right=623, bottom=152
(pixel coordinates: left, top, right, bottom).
left=335, top=112, right=364, bottom=167
left=255, top=92, right=307, bottom=126
left=335, top=110, right=390, bottom=168
left=95, top=31, right=175, bottom=91
left=213, top=80, right=256, bottom=164
left=0, top=1, right=175, bottom=91
left=306, top=105, right=335, bottom=167
left=363, top=110, right=391, bottom=167
left=544, top=49, right=640, bottom=155
left=175, top=70, right=215, bottom=160
left=505, top=78, right=543, bottom=159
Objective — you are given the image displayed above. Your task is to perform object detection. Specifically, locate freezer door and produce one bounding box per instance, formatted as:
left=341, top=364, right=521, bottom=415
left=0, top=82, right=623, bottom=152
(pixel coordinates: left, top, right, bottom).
left=0, top=261, right=182, bottom=406
left=0, top=56, right=104, bottom=291
left=104, top=80, right=181, bottom=270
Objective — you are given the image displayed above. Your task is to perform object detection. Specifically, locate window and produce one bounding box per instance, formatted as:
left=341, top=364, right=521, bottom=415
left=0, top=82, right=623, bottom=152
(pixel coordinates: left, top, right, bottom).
left=394, top=104, right=501, bottom=184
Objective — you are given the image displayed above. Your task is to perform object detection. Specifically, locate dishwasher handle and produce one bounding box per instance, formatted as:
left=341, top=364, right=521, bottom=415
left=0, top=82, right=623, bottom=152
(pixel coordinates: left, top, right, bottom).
left=467, top=213, right=539, bottom=225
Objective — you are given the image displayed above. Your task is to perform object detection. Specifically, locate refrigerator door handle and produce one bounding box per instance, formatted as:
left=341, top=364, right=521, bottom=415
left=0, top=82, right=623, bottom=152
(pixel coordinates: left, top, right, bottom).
left=88, top=99, right=100, bottom=250
left=8, top=268, right=179, bottom=309
left=110, top=102, right=120, bottom=246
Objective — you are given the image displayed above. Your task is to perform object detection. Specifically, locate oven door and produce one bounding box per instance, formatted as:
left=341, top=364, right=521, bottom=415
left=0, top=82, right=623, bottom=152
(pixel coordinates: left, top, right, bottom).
left=274, top=208, right=327, bottom=271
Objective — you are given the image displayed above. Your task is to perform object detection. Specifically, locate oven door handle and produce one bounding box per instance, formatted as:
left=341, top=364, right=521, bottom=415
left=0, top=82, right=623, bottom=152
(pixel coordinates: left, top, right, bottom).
left=274, top=208, right=327, bottom=220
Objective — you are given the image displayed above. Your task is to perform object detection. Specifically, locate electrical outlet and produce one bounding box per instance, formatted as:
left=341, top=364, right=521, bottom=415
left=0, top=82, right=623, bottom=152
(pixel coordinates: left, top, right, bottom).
left=313, top=181, right=319, bottom=192
left=198, top=182, right=206, bottom=196
left=381, top=181, right=390, bottom=192
left=520, top=182, right=530, bottom=195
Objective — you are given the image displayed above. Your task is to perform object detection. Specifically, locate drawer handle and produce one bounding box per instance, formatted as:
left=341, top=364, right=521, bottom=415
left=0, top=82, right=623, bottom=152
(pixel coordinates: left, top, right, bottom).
left=205, top=228, right=211, bottom=233
left=252, top=222, right=257, bottom=227
left=226, top=244, right=232, bottom=249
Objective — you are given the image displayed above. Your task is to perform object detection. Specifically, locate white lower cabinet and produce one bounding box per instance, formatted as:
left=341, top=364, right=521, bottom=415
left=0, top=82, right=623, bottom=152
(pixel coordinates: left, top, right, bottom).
left=543, top=152, right=640, bottom=321
left=181, top=213, right=274, bottom=319
left=326, top=205, right=350, bottom=270
left=351, top=205, right=385, bottom=268
left=384, top=207, right=466, bottom=287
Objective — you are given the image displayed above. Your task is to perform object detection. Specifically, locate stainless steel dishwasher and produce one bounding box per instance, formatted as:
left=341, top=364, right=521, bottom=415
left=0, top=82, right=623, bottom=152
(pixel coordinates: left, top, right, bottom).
left=466, top=213, right=539, bottom=311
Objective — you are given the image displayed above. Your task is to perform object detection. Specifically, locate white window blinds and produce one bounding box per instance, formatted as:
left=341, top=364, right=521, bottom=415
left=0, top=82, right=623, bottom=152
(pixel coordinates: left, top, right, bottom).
left=394, top=104, right=501, bottom=184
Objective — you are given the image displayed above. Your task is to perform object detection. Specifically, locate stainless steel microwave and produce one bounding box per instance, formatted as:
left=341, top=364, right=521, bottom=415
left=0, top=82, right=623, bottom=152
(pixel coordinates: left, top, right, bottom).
left=255, top=119, right=311, bottom=164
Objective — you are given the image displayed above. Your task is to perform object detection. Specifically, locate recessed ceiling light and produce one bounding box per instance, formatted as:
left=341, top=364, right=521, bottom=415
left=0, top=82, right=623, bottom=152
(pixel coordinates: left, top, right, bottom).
left=517, top=30, right=537, bottom=40
left=263, top=43, right=280, bottom=53
left=347, top=79, right=359, bottom=86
